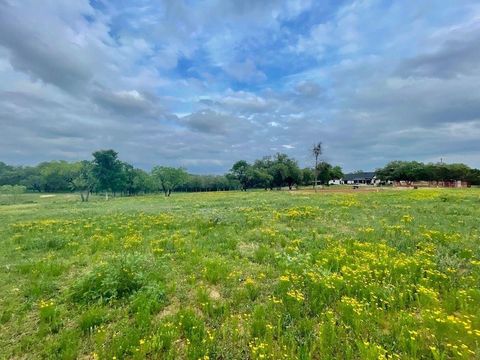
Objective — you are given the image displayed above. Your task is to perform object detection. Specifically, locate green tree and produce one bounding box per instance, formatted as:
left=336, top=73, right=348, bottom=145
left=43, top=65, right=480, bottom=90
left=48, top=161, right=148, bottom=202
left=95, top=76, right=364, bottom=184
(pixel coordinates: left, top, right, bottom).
left=315, top=162, right=333, bottom=185
left=229, top=160, right=252, bottom=191
left=301, top=168, right=314, bottom=186
left=376, top=161, right=473, bottom=185
left=466, top=168, right=480, bottom=185
left=151, top=166, right=188, bottom=196
left=71, top=161, right=95, bottom=202
left=20, top=167, right=42, bottom=192
left=445, top=163, right=471, bottom=181
left=376, top=161, right=420, bottom=183
left=252, top=157, right=274, bottom=189
left=269, top=154, right=301, bottom=190
left=315, top=163, right=344, bottom=185
left=331, top=166, right=344, bottom=181
left=0, top=163, right=24, bottom=186
left=251, top=168, right=273, bottom=190
left=91, top=150, right=123, bottom=199
left=281, top=157, right=302, bottom=190
left=37, top=161, right=77, bottom=192
left=130, top=168, right=154, bottom=195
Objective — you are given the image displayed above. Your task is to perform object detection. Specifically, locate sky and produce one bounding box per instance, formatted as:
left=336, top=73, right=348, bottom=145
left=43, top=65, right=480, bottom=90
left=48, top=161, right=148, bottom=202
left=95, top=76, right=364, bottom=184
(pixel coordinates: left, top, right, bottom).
left=1, top=0, right=480, bottom=174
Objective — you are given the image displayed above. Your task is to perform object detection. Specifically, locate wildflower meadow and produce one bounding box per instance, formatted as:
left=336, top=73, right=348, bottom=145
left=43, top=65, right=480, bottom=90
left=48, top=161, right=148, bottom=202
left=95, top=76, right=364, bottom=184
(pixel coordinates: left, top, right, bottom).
left=1, top=188, right=479, bottom=359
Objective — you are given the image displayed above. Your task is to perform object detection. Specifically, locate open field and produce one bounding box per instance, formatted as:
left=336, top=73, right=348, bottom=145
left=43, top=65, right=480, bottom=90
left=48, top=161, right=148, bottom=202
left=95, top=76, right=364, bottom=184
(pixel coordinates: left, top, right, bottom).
left=1, top=189, right=480, bottom=359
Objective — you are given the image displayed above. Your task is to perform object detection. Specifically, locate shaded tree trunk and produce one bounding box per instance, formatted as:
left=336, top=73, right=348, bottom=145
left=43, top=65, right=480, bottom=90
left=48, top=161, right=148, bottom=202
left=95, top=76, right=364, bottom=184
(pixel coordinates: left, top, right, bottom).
left=79, top=189, right=90, bottom=202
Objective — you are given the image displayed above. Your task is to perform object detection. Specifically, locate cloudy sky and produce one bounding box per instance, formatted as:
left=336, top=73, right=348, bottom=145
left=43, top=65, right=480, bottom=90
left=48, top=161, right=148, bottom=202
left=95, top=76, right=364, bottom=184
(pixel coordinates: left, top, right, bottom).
left=1, top=0, right=479, bottom=173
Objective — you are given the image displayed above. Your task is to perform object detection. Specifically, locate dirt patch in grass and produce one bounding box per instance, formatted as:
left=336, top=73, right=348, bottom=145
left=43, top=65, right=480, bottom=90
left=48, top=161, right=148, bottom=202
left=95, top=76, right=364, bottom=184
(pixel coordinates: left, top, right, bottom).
left=209, top=287, right=221, bottom=300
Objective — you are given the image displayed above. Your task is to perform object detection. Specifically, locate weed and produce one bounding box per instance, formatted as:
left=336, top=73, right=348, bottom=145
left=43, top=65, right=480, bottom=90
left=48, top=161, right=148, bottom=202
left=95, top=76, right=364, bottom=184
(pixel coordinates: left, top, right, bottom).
left=78, top=306, right=109, bottom=333
left=71, top=254, right=150, bottom=303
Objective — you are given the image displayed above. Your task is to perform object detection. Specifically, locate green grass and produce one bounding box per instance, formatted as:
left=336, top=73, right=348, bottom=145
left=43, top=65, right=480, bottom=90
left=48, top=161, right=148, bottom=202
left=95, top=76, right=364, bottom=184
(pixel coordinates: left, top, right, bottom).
left=0, top=189, right=479, bottom=359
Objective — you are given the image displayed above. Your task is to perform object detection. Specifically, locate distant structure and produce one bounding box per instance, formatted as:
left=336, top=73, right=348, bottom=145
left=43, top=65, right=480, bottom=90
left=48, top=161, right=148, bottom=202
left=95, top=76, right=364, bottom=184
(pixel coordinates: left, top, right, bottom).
left=327, top=171, right=469, bottom=188
left=327, top=172, right=381, bottom=186
left=340, top=172, right=378, bottom=185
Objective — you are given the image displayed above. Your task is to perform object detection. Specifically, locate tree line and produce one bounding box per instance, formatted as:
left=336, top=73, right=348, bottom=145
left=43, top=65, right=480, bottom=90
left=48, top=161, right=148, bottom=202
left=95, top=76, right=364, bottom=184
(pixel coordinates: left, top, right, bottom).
left=228, top=154, right=343, bottom=191
left=376, top=161, right=480, bottom=185
left=1, top=150, right=479, bottom=201
left=0, top=150, right=239, bottom=201
left=0, top=149, right=345, bottom=200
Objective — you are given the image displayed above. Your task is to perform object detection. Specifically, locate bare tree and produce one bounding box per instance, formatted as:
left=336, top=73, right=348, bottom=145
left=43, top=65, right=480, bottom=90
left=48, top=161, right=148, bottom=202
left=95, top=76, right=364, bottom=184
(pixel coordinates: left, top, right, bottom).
left=312, top=142, right=322, bottom=192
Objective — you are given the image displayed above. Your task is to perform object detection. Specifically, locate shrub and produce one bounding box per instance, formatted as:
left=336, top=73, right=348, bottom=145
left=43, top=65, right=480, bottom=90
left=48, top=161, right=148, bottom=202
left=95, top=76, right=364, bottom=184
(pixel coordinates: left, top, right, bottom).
left=71, top=254, right=150, bottom=303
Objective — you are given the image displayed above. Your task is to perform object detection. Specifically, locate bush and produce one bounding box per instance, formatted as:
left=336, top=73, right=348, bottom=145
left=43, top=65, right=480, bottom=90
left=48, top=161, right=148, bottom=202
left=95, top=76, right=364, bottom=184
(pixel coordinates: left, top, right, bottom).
left=71, top=254, right=150, bottom=304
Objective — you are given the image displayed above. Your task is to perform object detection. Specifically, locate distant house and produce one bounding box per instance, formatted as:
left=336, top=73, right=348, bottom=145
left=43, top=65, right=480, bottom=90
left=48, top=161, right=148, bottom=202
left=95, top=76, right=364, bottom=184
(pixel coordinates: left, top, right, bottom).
left=341, top=172, right=377, bottom=185
left=328, top=179, right=342, bottom=185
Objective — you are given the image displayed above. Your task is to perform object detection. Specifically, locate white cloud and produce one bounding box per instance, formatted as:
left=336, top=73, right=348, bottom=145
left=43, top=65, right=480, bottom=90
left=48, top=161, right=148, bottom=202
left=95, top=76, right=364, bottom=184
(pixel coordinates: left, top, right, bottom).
left=0, top=0, right=479, bottom=174
left=223, top=59, right=267, bottom=83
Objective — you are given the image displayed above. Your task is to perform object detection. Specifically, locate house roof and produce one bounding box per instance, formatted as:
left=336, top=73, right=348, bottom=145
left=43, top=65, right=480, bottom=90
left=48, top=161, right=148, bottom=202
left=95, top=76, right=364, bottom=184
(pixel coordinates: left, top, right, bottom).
left=343, top=172, right=376, bottom=181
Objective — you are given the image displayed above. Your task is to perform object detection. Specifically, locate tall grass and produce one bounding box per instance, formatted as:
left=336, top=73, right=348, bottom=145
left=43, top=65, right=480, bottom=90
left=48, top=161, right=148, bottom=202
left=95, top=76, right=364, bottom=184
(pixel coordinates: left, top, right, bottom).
left=0, top=189, right=479, bottom=358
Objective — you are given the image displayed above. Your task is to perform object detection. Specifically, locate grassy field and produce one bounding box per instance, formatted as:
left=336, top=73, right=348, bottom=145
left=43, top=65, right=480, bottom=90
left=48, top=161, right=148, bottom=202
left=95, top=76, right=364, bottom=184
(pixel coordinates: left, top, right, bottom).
left=1, top=189, right=479, bottom=359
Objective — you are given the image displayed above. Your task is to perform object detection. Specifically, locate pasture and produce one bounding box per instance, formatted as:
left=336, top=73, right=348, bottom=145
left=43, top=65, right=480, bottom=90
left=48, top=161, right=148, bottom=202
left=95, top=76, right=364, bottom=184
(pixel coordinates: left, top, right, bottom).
left=1, top=189, right=479, bottom=359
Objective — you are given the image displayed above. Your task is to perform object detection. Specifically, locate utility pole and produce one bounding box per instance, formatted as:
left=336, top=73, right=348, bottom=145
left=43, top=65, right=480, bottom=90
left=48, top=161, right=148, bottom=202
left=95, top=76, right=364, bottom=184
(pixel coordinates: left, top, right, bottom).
left=312, top=142, right=322, bottom=192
